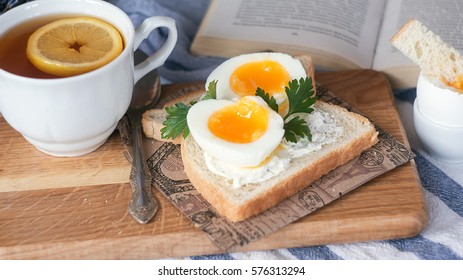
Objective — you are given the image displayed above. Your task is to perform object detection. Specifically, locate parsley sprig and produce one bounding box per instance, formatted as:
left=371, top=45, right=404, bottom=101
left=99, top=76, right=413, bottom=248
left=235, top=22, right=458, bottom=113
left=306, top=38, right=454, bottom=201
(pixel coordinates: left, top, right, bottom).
left=255, top=88, right=279, bottom=112
left=202, top=79, right=217, bottom=100
left=160, top=102, right=191, bottom=140
left=284, top=77, right=316, bottom=120
left=160, top=77, right=317, bottom=143
left=256, top=77, right=316, bottom=142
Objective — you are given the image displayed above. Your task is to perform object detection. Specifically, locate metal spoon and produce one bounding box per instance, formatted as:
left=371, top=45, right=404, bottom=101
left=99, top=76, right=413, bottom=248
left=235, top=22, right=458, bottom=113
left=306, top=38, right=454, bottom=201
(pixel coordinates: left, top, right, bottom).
left=126, top=51, right=161, bottom=224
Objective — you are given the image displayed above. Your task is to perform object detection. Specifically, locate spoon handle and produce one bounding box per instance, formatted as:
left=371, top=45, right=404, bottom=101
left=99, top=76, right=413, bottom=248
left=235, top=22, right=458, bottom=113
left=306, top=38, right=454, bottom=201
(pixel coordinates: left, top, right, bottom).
left=128, top=118, right=158, bottom=224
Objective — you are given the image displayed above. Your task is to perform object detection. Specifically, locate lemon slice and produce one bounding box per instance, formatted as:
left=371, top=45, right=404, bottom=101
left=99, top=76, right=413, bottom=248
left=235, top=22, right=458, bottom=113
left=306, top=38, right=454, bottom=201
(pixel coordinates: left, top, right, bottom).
left=26, top=17, right=123, bottom=77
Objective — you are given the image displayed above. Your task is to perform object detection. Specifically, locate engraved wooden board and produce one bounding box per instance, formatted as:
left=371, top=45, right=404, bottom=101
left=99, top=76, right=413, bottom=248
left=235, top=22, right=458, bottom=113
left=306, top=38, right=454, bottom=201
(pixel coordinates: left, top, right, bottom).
left=0, top=70, right=427, bottom=259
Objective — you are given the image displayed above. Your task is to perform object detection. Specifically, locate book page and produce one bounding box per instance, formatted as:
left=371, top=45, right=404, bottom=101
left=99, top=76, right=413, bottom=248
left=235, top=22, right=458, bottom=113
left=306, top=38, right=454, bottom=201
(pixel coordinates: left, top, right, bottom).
left=199, top=0, right=385, bottom=68
left=373, top=0, right=463, bottom=70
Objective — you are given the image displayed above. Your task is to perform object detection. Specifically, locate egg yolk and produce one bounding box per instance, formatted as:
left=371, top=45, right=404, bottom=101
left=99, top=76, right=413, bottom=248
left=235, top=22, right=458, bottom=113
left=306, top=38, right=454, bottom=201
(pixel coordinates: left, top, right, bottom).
left=208, top=98, right=268, bottom=144
left=230, top=60, right=291, bottom=97
left=442, top=74, right=463, bottom=91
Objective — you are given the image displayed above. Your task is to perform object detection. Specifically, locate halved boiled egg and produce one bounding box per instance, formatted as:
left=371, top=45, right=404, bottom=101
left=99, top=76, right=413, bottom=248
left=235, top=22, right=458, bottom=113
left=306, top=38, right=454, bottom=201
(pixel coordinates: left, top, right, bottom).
left=187, top=95, right=284, bottom=167
left=206, top=52, right=306, bottom=116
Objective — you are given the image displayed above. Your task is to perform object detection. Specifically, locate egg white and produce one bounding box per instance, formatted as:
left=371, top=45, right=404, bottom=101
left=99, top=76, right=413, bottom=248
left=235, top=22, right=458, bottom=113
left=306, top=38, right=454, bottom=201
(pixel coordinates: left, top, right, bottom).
left=205, top=52, right=307, bottom=101
left=187, top=96, right=285, bottom=167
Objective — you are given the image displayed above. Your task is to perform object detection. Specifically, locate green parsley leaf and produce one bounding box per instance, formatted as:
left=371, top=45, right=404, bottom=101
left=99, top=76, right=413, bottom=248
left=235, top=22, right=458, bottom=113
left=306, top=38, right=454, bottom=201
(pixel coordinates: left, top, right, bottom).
left=202, top=80, right=217, bottom=100
left=253, top=77, right=316, bottom=142
left=255, top=87, right=279, bottom=112
left=283, top=116, right=311, bottom=143
left=275, top=76, right=316, bottom=142
left=284, top=77, right=317, bottom=121
left=160, top=102, right=191, bottom=140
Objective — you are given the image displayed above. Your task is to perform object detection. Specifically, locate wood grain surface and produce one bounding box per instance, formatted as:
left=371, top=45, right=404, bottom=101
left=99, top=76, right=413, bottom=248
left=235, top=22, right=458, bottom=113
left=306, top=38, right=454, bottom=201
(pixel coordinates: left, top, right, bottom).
left=0, top=70, right=427, bottom=259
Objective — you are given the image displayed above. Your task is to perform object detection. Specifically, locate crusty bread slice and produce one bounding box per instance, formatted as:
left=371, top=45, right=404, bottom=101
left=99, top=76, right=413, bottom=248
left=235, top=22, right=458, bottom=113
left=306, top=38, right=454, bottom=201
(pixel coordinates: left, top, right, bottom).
left=391, top=18, right=463, bottom=83
left=181, top=101, right=378, bottom=222
left=141, top=55, right=316, bottom=143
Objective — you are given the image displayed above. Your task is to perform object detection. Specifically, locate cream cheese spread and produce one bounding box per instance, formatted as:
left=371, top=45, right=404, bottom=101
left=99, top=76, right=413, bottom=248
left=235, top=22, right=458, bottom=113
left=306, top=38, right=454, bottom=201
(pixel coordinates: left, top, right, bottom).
left=282, top=109, right=344, bottom=157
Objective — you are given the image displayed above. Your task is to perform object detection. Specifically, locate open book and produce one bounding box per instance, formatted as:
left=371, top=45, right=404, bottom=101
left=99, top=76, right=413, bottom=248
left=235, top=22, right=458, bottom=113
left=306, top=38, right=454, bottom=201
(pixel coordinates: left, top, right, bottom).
left=191, top=0, right=463, bottom=89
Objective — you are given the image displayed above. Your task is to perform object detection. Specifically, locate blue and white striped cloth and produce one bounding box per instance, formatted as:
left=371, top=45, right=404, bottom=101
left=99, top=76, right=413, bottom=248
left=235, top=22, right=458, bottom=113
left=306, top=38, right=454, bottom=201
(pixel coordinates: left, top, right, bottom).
left=3, top=0, right=462, bottom=260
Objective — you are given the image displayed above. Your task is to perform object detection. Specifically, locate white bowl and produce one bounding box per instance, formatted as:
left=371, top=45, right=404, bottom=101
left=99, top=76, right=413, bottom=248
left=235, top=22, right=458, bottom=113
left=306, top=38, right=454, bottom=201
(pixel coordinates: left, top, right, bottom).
left=416, top=72, right=463, bottom=127
left=414, top=101, right=463, bottom=163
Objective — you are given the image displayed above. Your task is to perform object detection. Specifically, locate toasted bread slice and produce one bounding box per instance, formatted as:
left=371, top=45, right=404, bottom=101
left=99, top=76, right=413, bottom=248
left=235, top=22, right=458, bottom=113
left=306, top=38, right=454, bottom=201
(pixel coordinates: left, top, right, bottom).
left=391, top=19, right=463, bottom=84
left=181, top=100, right=379, bottom=222
left=141, top=55, right=316, bottom=143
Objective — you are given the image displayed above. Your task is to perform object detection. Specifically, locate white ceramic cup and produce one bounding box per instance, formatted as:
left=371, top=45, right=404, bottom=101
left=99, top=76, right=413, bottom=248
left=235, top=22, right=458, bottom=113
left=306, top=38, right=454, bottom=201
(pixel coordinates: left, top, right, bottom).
left=0, top=0, right=177, bottom=156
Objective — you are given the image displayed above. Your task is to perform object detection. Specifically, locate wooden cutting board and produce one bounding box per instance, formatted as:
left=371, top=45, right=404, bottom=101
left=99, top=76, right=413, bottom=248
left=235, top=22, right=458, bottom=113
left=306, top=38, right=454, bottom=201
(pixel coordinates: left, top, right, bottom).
left=0, top=70, right=427, bottom=259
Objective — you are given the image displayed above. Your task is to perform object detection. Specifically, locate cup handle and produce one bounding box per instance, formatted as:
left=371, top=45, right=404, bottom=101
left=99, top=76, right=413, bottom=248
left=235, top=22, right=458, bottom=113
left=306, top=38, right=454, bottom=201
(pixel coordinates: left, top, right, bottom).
left=133, top=16, right=177, bottom=83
